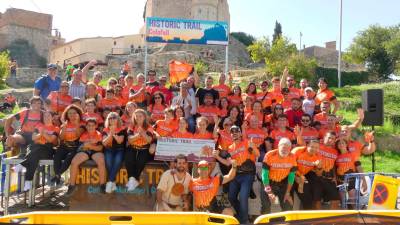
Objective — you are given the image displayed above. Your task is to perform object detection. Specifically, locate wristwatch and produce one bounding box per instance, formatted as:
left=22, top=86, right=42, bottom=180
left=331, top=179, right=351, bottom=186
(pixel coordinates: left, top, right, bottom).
left=264, top=185, right=272, bottom=193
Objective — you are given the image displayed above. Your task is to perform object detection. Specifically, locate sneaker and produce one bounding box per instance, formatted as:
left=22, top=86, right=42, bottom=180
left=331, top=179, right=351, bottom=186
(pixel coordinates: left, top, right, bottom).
left=105, top=181, right=113, bottom=193
left=126, top=177, right=138, bottom=191
left=66, top=185, right=76, bottom=196
left=111, top=182, right=117, bottom=191
left=12, top=164, right=26, bottom=173
left=23, top=180, right=32, bottom=192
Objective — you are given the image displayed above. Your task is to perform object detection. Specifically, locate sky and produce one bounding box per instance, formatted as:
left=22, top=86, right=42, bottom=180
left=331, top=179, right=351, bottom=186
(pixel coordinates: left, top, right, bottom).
left=0, top=0, right=399, bottom=50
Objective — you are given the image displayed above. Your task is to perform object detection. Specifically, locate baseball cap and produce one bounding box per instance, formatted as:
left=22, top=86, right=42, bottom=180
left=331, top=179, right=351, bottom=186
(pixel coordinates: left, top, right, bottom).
left=230, top=125, right=241, bottom=133
left=198, top=160, right=209, bottom=169
left=47, top=64, right=57, bottom=69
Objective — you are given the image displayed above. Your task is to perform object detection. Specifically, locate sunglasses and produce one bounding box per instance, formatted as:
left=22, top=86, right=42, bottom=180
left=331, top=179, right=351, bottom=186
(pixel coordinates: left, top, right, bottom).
left=302, top=119, right=310, bottom=122
left=275, top=107, right=283, bottom=110
left=230, top=129, right=240, bottom=133
left=199, top=166, right=209, bottom=171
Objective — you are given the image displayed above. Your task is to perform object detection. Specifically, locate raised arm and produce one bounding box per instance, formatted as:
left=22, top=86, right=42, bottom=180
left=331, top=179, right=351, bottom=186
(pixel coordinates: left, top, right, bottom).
left=81, top=59, right=97, bottom=83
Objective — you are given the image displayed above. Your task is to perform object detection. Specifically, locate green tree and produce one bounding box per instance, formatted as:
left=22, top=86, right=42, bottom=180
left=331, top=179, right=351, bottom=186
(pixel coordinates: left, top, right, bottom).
left=1, top=39, right=47, bottom=68
left=194, top=60, right=209, bottom=76
left=247, top=36, right=270, bottom=63
left=0, top=51, right=10, bottom=86
left=230, top=32, right=256, bottom=46
left=345, top=24, right=400, bottom=79
left=272, top=21, right=282, bottom=44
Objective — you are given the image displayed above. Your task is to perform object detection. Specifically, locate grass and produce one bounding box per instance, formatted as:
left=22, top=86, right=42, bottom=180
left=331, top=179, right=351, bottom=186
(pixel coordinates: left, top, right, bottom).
left=360, top=150, right=400, bottom=173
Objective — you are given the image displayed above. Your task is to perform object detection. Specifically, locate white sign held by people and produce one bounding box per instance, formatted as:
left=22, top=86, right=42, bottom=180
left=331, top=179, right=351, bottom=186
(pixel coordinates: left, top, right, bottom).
left=155, top=137, right=215, bottom=162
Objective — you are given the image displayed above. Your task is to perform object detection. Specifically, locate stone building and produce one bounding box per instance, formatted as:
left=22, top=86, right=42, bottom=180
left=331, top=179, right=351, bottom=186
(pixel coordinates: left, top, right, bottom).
left=0, top=8, right=59, bottom=62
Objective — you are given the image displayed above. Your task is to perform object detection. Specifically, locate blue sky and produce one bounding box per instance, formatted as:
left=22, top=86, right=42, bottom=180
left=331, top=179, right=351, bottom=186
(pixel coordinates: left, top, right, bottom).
left=0, top=0, right=399, bottom=50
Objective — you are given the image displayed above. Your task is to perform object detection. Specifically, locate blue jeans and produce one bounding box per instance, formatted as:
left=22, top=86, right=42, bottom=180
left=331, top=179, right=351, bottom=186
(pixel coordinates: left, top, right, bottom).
left=228, top=173, right=253, bottom=224
left=187, top=116, right=196, bottom=133
left=104, top=148, right=124, bottom=182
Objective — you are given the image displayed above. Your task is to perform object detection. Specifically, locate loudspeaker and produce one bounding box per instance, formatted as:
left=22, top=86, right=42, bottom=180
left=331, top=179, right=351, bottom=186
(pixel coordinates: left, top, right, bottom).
left=361, top=89, right=384, bottom=126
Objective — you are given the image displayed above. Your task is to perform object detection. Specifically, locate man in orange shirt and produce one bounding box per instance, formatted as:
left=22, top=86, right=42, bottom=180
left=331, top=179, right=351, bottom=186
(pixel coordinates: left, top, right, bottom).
left=213, top=125, right=259, bottom=224
left=268, top=114, right=296, bottom=148
left=98, top=89, right=122, bottom=112
left=296, top=114, right=319, bottom=144
left=256, top=80, right=273, bottom=112
left=262, top=138, right=297, bottom=213
left=313, top=101, right=331, bottom=128
left=291, top=140, right=322, bottom=209
left=280, top=67, right=302, bottom=100
left=212, top=73, right=231, bottom=98
left=196, top=93, right=221, bottom=129
left=189, top=160, right=237, bottom=214
left=47, top=81, right=73, bottom=115
left=269, top=77, right=283, bottom=105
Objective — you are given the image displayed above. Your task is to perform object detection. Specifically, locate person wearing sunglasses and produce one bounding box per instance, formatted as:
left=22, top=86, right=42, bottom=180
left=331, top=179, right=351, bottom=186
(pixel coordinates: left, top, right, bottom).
left=295, top=114, right=319, bottom=145
left=150, top=75, right=173, bottom=105
left=148, top=92, right=168, bottom=124
left=189, top=159, right=237, bottom=214
left=280, top=67, right=302, bottom=100
left=213, top=125, right=259, bottom=224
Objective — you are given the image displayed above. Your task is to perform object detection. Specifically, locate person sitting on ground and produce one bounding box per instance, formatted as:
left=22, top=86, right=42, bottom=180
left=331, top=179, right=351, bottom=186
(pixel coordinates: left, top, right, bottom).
left=189, top=159, right=237, bottom=215
left=13, top=111, right=59, bottom=191
left=67, top=118, right=105, bottom=195
left=156, top=154, right=191, bottom=211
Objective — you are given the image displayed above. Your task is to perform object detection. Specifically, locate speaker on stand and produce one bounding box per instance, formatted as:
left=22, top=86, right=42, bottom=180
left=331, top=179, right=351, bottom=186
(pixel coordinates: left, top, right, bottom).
left=361, top=89, right=384, bottom=172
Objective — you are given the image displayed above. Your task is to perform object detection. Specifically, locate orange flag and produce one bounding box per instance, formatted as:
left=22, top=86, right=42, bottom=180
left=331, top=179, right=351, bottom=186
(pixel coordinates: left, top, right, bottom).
left=169, top=60, right=193, bottom=84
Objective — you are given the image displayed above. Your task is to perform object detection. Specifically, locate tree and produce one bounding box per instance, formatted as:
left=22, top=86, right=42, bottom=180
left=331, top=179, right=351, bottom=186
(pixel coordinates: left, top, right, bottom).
left=231, top=32, right=256, bottom=46
left=194, top=60, right=209, bottom=76
left=272, top=21, right=282, bottom=44
left=247, top=37, right=270, bottom=63
left=345, top=24, right=400, bottom=79
left=1, top=39, right=47, bottom=68
left=0, top=51, right=10, bottom=85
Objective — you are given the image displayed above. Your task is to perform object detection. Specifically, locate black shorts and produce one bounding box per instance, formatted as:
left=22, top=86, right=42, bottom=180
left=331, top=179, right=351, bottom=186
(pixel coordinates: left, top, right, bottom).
left=77, top=149, right=102, bottom=159
left=197, top=198, right=225, bottom=214
left=317, top=177, right=340, bottom=201
left=337, top=173, right=356, bottom=190
left=16, top=131, right=33, bottom=146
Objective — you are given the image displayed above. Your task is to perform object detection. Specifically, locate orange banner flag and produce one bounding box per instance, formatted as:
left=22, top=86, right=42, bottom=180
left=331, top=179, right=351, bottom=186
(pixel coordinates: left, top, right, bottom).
left=169, top=60, right=193, bottom=84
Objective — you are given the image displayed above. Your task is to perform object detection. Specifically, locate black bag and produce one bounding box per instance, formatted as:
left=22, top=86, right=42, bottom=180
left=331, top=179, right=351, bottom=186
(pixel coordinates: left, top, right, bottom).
left=238, top=158, right=256, bottom=174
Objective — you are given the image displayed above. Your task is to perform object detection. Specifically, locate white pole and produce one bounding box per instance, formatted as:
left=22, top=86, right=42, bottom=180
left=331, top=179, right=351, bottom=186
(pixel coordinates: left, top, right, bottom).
left=144, top=17, right=148, bottom=80
left=225, top=45, right=229, bottom=75
left=338, top=0, right=343, bottom=88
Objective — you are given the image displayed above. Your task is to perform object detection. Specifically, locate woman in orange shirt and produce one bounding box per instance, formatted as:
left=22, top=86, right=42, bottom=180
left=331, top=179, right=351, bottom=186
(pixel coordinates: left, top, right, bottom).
left=244, top=82, right=257, bottom=99
left=171, top=106, right=185, bottom=129
left=218, top=97, right=229, bottom=118
left=148, top=92, right=168, bottom=124
left=228, top=85, right=243, bottom=107
left=194, top=116, right=214, bottom=140
left=125, top=109, right=154, bottom=191
left=82, top=98, right=104, bottom=129
left=265, top=104, right=284, bottom=130
left=51, top=105, right=85, bottom=186
left=222, top=105, right=243, bottom=128
left=115, top=84, right=128, bottom=108
left=85, top=82, right=102, bottom=103
left=154, top=108, right=177, bottom=138
left=13, top=111, right=59, bottom=191
left=67, top=118, right=105, bottom=195
left=171, top=117, right=194, bottom=138
left=244, top=100, right=266, bottom=129
left=315, top=78, right=339, bottom=114
left=121, top=101, right=137, bottom=127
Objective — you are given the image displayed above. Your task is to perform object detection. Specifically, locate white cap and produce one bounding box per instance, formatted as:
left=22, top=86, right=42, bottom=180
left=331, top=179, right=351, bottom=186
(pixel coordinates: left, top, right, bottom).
left=304, top=87, right=313, bottom=92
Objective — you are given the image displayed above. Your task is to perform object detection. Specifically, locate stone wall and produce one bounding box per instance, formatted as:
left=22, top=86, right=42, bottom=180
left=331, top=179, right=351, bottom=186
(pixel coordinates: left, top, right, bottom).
left=6, top=67, right=49, bottom=88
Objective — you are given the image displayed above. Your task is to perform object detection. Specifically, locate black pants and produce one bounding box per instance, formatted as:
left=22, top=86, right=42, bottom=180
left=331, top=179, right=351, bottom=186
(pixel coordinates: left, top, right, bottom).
left=294, top=172, right=321, bottom=210
left=21, top=143, right=54, bottom=181
left=264, top=178, right=293, bottom=213
left=125, top=147, right=150, bottom=180
left=53, top=144, right=78, bottom=176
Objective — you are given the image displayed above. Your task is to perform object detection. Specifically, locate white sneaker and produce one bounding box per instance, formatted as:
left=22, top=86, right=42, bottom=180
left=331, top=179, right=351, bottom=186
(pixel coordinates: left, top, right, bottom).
left=12, top=164, right=26, bottom=173
left=126, top=177, right=138, bottom=191
left=111, top=182, right=117, bottom=191
left=24, top=180, right=32, bottom=192
left=105, top=181, right=113, bottom=193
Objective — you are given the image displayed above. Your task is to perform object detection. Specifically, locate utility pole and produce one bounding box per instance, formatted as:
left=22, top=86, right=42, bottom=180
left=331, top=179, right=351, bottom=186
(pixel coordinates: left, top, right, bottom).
left=338, top=0, right=343, bottom=88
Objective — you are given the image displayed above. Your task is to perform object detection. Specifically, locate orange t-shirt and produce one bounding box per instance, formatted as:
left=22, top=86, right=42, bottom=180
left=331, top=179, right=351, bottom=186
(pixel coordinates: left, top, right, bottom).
left=213, top=84, right=231, bottom=98
left=256, top=91, right=273, bottom=109
left=197, top=105, right=220, bottom=123
left=154, top=120, right=178, bottom=137
left=127, top=126, right=153, bottom=147
left=148, top=104, right=167, bottom=123
left=269, top=129, right=296, bottom=148
left=348, top=140, right=364, bottom=161
left=190, top=176, right=221, bottom=208
left=115, top=95, right=128, bottom=107
left=171, top=130, right=194, bottom=139
left=15, top=109, right=43, bottom=133
left=228, top=139, right=259, bottom=166
left=228, top=95, right=242, bottom=106
left=35, top=124, right=60, bottom=145
left=318, top=125, right=340, bottom=139
left=63, top=122, right=83, bottom=142
left=288, top=87, right=302, bottom=100
left=219, top=108, right=228, bottom=118
left=281, top=99, right=292, bottom=110
left=47, top=91, right=73, bottom=114
left=243, top=128, right=266, bottom=147
left=315, top=89, right=336, bottom=105
left=217, top=129, right=233, bottom=150
left=336, top=152, right=357, bottom=176
left=5, top=95, right=16, bottom=104
left=129, top=85, right=146, bottom=103
left=121, top=114, right=131, bottom=127
left=292, top=146, right=321, bottom=176
left=313, top=112, right=329, bottom=128
left=300, top=127, right=319, bottom=143
left=263, top=149, right=297, bottom=182
left=318, top=144, right=338, bottom=172
left=96, top=85, right=105, bottom=97
left=98, top=98, right=122, bottom=111
left=269, top=89, right=283, bottom=104
left=80, top=130, right=103, bottom=145
left=193, top=132, right=214, bottom=140
left=245, top=112, right=266, bottom=128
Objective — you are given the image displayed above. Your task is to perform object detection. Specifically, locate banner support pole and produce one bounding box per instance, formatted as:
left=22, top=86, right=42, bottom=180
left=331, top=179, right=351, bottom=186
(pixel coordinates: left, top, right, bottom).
left=144, top=17, right=148, bottom=79
left=225, top=44, right=229, bottom=75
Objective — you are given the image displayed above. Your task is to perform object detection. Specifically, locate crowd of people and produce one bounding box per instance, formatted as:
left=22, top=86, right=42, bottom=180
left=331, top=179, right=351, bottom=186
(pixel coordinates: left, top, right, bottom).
left=2, top=60, right=376, bottom=223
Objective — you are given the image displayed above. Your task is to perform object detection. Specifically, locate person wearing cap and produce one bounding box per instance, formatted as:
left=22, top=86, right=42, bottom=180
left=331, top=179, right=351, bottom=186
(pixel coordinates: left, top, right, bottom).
left=280, top=87, right=292, bottom=110
left=213, top=125, right=259, bottom=224
left=302, top=87, right=316, bottom=116
left=189, top=159, right=237, bottom=214
left=262, top=138, right=297, bottom=213
left=34, top=64, right=62, bottom=100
